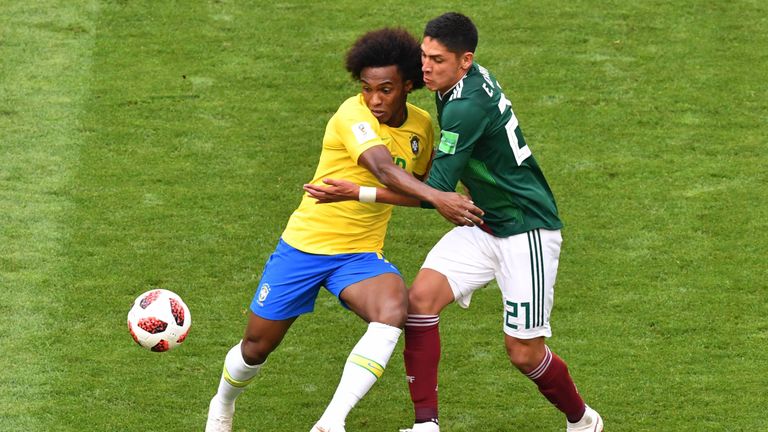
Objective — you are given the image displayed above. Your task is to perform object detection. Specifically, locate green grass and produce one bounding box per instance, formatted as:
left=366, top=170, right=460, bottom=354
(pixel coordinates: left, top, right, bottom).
left=1, top=1, right=766, bottom=431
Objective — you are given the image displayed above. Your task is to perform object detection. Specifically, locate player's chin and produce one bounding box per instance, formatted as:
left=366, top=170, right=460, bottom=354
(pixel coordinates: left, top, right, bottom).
left=373, top=113, right=391, bottom=124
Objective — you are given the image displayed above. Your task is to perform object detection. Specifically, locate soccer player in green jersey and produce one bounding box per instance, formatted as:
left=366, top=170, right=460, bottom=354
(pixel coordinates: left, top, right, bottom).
left=305, top=12, right=603, bottom=432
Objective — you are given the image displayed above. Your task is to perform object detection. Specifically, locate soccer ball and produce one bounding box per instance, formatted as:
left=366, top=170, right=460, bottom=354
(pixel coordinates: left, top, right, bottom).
left=127, top=289, right=191, bottom=352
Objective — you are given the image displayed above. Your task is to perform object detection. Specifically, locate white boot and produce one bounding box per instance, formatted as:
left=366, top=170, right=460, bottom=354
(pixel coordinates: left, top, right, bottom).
left=205, top=396, right=234, bottom=432
left=566, top=405, right=603, bottom=432
left=399, top=420, right=440, bottom=432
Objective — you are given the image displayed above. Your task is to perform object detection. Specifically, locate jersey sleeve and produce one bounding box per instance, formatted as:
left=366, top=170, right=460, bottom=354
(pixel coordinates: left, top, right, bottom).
left=333, top=106, right=386, bottom=164
left=426, top=99, right=488, bottom=192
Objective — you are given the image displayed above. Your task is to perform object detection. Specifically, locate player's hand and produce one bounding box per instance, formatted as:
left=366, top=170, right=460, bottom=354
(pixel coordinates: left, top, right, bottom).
left=432, top=191, right=484, bottom=227
left=303, top=178, right=359, bottom=203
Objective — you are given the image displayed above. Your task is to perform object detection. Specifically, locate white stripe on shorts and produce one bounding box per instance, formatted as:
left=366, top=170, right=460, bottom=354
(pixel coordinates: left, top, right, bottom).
left=527, top=229, right=545, bottom=328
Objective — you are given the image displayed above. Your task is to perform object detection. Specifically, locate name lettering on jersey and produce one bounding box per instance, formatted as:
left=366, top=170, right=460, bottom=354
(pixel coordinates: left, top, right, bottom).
left=477, top=65, right=495, bottom=88
left=439, top=130, right=459, bottom=155
left=473, top=65, right=497, bottom=98
left=351, top=121, right=378, bottom=145
left=482, top=82, right=494, bottom=97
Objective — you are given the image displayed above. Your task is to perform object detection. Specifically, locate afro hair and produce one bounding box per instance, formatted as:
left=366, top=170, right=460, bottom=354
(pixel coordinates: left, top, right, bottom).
left=345, top=28, right=425, bottom=90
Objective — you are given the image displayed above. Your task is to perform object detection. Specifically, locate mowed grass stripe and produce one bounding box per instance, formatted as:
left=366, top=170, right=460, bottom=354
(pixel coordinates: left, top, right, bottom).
left=46, top=3, right=233, bottom=430
left=41, top=2, right=321, bottom=430
left=0, top=2, right=97, bottom=430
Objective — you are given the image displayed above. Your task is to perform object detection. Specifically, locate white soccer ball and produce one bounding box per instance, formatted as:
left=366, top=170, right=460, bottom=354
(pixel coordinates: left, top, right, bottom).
left=127, top=289, right=191, bottom=352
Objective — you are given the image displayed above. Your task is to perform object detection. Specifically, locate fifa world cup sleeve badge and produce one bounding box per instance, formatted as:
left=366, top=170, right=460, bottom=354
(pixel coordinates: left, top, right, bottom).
left=351, top=121, right=378, bottom=145
left=439, top=130, right=459, bottom=154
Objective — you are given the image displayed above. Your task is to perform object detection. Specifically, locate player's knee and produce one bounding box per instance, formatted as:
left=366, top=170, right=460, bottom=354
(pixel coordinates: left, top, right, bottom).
left=371, top=292, right=408, bottom=328
left=376, top=310, right=406, bottom=328
left=240, top=336, right=275, bottom=365
left=407, top=285, right=441, bottom=314
left=504, top=337, right=544, bottom=373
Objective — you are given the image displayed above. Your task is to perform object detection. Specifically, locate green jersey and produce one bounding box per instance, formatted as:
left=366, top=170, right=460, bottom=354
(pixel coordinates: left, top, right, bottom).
left=426, top=62, right=563, bottom=237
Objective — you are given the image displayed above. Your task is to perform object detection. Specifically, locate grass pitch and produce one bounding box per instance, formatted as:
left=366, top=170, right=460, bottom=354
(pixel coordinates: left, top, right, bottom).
left=1, top=1, right=766, bottom=431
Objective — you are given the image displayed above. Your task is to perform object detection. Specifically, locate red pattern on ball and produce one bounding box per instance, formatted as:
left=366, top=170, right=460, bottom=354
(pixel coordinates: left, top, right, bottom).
left=137, top=317, right=168, bottom=334
left=177, top=328, right=190, bottom=344
left=151, top=340, right=169, bottom=352
left=127, top=320, right=141, bottom=345
left=140, top=290, right=162, bottom=309
left=169, top=297, right=185, bottom=326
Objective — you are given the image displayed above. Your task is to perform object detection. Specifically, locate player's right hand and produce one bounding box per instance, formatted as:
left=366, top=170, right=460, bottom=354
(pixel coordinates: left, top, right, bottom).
left=303, top=178, right=358, bottom=203
left=433, top=192, right=484, bottom=227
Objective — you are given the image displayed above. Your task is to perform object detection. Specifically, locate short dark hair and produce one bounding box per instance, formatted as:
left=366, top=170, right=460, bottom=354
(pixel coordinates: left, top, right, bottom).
left=345, top=28, right=425, bottom=90
left=424, top=12, right=478, bottom=54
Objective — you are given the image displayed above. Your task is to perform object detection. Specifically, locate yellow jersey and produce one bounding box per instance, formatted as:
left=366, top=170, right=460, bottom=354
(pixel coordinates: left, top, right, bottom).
left=282, top=94, right=434, bottom=254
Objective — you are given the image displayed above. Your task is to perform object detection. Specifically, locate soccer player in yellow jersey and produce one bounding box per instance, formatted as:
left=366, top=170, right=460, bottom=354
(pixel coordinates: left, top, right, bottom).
left=205, top=28, right=483, bottom=432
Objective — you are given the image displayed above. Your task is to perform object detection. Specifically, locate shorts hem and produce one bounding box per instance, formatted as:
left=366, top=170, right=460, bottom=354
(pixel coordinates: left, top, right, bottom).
left=250, top=305, right=309, bottom=321
left=503, top=328, right=552, bottom=339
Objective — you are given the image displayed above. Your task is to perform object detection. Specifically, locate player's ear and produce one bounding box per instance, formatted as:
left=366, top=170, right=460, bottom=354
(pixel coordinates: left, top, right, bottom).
left=404, top=79, right=414, bottom=94
left=460, top=51, right=474, bottom=70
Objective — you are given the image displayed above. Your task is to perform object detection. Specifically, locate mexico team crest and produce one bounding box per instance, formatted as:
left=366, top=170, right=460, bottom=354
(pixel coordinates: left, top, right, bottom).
left=410, top=135, right=420, bottom=154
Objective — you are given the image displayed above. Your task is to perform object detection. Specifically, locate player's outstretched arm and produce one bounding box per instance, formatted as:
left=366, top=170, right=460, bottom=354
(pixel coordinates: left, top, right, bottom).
left=304, top=145, right=484, bottom=226
left=304, top=178, right=483, bottom=227
left=304, top=178, right=419, bottom=206
left=356, top=146, right=484, bottom=226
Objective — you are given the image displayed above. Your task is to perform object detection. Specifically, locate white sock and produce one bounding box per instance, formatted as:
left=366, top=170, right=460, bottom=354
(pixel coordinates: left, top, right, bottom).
left=214, top=341, right=263, bottom=405
left=317, top=322, right=402, bottom=427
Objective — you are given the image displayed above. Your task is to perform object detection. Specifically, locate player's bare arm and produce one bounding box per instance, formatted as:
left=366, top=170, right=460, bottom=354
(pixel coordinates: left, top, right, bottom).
left=304, top=178, right=420, bottom=206
left=304, top=176, right=484, bottom=227
left=305, top=144, right=484, bottom=226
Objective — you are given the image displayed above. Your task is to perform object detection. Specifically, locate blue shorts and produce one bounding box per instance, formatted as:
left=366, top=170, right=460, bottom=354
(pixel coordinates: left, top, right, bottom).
left=250, top=238, right=402, bottom=320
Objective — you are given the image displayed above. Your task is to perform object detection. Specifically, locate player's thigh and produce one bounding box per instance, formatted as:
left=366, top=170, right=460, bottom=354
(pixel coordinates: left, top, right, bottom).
left=420, top=226, right=497, bottom=309
left=340, top=272, right=407, bottom=326
left=327, top=251, right=405, bottom=326
left=497, top=229, right=562, bottom=339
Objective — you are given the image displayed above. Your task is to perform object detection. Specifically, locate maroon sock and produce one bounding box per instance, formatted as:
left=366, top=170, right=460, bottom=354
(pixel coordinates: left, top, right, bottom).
left=403, top=314, right=440, bottom=423
left=525, top=346, right=586, bottom=423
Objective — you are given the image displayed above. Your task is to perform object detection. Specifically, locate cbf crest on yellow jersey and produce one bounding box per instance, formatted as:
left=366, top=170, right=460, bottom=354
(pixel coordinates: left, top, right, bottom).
left=282, top=94, right=434, bottom=254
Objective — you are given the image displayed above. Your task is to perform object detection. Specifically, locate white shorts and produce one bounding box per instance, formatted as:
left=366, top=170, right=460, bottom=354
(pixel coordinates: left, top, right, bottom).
left=421, top=226, right=562, bottom=339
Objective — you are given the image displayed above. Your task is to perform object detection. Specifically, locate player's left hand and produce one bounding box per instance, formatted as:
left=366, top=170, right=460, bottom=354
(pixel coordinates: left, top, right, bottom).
left=303, top=178, right=358, bottom=203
